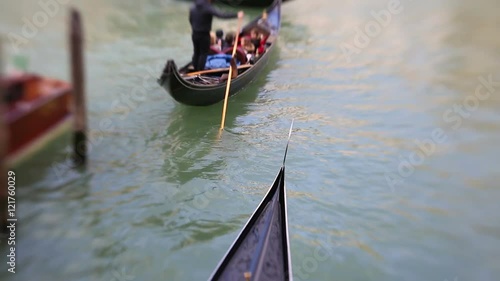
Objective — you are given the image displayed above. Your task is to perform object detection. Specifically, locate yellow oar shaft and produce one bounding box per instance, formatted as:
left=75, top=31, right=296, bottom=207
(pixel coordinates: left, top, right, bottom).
left=220, top=16, right=243, bottom=131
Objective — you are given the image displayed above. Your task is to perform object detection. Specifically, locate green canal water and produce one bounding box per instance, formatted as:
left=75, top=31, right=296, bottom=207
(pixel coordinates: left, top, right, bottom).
left=1, top=0, right=499, bottom=280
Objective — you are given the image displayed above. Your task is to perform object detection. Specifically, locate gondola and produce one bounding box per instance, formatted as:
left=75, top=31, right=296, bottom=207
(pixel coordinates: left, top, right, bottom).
left=157, top=0, right=282, bottom=106
left=208, top=122, right=293, bottom=281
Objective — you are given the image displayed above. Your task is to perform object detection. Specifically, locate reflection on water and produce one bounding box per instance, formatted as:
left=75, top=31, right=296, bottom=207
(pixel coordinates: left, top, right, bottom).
left=0, top=0, right=499, bottom=280
left=158, top=105, right=226, bottom=185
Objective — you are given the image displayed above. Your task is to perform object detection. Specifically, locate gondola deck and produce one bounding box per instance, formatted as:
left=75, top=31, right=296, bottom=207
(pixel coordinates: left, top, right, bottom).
left=180, top=65, right=253, bottom=86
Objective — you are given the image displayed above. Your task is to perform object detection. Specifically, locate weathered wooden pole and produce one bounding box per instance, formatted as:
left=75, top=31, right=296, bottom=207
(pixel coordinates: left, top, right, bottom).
left=69, top=8, right=87, bottom=166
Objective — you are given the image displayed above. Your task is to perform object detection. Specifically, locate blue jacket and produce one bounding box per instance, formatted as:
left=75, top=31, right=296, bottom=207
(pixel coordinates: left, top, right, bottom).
left=189, top=0, right=237, bottom=33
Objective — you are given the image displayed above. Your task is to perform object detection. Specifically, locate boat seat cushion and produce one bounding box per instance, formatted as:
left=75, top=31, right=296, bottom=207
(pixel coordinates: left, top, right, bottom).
left=205, top=54, right=241, bottom=70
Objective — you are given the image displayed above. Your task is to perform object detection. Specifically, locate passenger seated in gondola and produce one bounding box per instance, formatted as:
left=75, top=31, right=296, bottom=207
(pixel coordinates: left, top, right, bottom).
left=249, top=28, right=269, bottom=56
left=224, top=32, right=235, bottom=48
left=215, top=29, right=225, bottom=50
left=208, top=32, right=222, bottom=54
left=204, top=32, right=232, bottom=69
left=240, top=37, right=255, bottom=61
left=204, top=30, right=248, bottom=69
left=249, top=29, right=260, bottom=50
left=221, top=32, right=247, bottom=65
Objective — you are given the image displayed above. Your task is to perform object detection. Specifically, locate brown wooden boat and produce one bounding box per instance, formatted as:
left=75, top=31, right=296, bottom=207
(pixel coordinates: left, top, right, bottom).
left=1, top=72, right=73, bottom=165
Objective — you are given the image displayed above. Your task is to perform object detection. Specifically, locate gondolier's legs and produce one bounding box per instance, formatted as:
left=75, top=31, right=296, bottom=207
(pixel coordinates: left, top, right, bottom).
left=192, top=31, right=210, bottom=71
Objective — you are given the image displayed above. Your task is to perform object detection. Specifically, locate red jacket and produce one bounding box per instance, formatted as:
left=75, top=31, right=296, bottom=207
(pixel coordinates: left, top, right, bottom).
left=239, top=34, right=269, bottom=54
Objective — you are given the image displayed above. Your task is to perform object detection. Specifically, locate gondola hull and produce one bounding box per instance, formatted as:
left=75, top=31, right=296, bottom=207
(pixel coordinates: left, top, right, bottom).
left=209, top=166, right=292, bottom=281
left=159, top=48, right=273, bottom=106
left=208, top=122, right=294, bottom=280
left=158, top=0, right=281, bottom=106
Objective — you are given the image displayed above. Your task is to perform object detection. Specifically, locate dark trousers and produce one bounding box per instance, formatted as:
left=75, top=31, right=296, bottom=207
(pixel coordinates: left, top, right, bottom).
left=191, top=31, right=210, bottom=71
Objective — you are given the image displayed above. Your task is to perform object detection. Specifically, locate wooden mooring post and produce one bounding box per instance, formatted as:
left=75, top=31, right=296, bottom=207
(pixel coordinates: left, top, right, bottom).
left=69, top=8, right=87, bottom=166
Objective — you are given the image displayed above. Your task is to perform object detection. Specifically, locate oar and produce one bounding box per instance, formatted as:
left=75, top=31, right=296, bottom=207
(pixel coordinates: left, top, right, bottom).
left=219, top=16, right=243, bottom=133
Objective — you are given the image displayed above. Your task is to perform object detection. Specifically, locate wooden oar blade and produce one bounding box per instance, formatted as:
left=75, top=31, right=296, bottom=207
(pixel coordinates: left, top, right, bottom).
left=230, top=58, right=238, bottom=78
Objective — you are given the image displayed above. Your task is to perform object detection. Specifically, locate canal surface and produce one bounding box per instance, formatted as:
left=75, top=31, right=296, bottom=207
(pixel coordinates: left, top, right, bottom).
left=1, top=0, right=499, bottom=280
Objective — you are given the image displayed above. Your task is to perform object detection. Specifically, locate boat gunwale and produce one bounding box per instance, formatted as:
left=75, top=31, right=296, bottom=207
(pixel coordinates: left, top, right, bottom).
left=5, top=86, right=72, bottom=123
